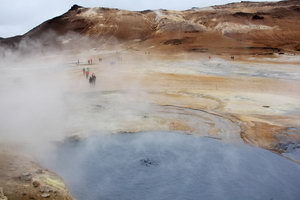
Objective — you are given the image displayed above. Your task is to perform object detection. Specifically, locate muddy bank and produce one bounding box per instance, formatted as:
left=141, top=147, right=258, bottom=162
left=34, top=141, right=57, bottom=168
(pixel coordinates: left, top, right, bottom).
left=0, top=152, right=73, bottom=200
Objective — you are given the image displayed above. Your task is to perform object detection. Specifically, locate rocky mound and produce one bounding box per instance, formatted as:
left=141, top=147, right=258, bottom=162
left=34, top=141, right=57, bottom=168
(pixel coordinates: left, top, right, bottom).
left=0, top=153, right=73, bottom=200
left=1, top=0, right=300, bottom=55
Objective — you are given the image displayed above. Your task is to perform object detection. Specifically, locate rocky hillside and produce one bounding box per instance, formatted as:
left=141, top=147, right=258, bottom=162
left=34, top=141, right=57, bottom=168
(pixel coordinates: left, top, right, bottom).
left=1, top=0, right=300, bottom=55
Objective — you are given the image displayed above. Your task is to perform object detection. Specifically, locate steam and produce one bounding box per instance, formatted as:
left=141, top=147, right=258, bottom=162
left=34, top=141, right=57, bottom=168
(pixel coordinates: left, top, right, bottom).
left=154, top=9, right=164, bottom=22
left=0, top=31, right=153, bottom=156
left=0, top=54, right=70, bottom=153
left=1, top=28, right=300, bottom=200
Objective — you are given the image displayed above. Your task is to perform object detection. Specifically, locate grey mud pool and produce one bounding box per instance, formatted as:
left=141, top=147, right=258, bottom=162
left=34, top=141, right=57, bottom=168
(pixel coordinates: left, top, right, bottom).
left=44, top=132, right=300, bottom=200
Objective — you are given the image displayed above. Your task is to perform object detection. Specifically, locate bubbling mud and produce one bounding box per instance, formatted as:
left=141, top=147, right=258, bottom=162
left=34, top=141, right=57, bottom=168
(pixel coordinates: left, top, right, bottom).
left=43, top=131, right=300, bottom=200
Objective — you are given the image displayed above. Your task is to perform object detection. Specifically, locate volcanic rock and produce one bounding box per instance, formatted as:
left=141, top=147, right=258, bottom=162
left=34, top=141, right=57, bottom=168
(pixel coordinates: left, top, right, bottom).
left=1, top=0, right=300, bottom=55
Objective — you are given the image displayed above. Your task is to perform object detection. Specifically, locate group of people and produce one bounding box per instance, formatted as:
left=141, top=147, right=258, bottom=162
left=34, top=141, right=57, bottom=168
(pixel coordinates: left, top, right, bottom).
left=77, top=58, right=102, bottom=65
left=82, top=67, right=96, bottom=86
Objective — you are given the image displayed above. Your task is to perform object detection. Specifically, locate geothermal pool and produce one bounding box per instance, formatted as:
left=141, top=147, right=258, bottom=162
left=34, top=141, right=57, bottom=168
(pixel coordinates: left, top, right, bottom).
left=45, top=132, right=300, bottom=200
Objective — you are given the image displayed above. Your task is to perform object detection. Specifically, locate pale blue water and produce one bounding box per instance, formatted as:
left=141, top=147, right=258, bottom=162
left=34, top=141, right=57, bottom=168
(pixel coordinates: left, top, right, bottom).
left=46, top=132, right=300, bottom=200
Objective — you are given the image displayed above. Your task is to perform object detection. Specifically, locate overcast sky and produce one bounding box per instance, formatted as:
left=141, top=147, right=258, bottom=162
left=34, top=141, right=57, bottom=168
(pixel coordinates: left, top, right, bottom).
left=0, top=0, right=278, bottom=38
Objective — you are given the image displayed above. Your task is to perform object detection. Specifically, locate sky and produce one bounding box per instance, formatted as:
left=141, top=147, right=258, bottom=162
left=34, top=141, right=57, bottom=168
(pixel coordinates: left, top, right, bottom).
left=0, top=0, right=278, bottom=38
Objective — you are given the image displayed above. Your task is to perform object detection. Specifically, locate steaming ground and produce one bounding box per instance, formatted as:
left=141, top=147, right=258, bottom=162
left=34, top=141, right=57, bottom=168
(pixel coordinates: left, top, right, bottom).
left=1, top=50, right=300, bottom=199
left=45, top=132, right=300, bottom=200
left=1, top=50, right=299, bottom=157
left=62, top=51, right=300, bottom=148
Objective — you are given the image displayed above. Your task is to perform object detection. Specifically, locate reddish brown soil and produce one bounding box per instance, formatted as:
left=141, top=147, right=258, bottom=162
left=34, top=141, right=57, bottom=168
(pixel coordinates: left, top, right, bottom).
left=1, top=0, right=300, bottom=55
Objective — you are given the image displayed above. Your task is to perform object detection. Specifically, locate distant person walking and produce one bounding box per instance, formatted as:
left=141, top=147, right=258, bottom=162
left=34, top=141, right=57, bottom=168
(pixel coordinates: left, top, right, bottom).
left=82, top=68, right=86, bottom=75
left=86, top=70, right=90, bottom=79
left=89, top=73, right=96, bottom=86
left=91, top=73, right=96, bottom=85
left=89, top=76, right=93, bottom=85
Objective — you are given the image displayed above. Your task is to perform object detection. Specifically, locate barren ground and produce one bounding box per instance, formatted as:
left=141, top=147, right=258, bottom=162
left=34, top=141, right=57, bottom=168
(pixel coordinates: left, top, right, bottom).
left=66, top=50, right=300, bottom=158
left=1, top=50, right=300, bottom=199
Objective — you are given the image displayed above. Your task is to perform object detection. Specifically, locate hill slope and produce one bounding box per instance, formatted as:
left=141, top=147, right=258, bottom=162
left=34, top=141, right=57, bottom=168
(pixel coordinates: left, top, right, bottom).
left=1, top=0, right=300, bottom=55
